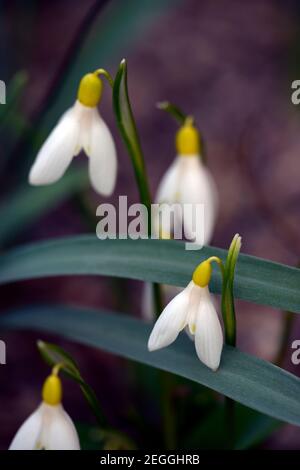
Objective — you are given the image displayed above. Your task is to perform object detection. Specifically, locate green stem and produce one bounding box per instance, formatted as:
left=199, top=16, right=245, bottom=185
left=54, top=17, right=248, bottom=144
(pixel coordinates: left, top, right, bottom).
left=275, top=261, right=299, bottom=367
left=157, top=101, right=186, bottom=124
left=275, top=310, right=294, bottom=367
left=113, top=59, right=152, bottom=225
left=112, top=59, right=175, bottom=449
left=94, top=68, right=114, bottom=88
left=72, top=191, right=96, bottom=232
left=225, top=396, right=235, bottom=449
left=157, top=100, right=207, bottom=164
left=221, top=234, right=241, bottom=447
left=160, top=370, right=176, bottom=449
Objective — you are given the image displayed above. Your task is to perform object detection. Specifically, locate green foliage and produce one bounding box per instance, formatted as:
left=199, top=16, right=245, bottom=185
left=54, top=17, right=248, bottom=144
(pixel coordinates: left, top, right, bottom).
left=0, top=236, right=299, bottom=314
left=0, top=169, right=88, bottom=245
left=1, top=305, right=299, bottom=427
left=37, top=340, right=106, bottom=427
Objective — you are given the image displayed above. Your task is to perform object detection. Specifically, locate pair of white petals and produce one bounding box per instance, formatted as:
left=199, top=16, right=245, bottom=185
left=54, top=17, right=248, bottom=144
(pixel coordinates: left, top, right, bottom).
left=155, top=155, right=218, bottom=246
left=9, top=402, right=80, bottom=450
left=148, top=281, right=223, bottom=371
left=29, top=101, right=117, bottom=196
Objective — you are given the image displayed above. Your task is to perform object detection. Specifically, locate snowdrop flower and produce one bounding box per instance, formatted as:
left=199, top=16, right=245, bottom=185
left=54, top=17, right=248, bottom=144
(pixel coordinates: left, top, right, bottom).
left=148, top=257, right=223, bottom=371
left=155, top=118, right=218, bottom=245
left=142, top=281, right=183, bottom=322
left=29, top=71, right=117, bottom=196
left=9, top=370, right=80, bottom=450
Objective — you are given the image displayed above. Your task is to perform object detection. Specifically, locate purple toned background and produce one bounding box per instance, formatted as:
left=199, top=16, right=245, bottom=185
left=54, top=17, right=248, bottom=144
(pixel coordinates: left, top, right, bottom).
left=0, top=0, right=300, bottom=449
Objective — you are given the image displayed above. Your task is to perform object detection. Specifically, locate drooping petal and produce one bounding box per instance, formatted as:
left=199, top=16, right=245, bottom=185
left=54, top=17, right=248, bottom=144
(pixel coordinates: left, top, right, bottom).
left=9, top=405, right=43, bottom=450
left=29, top=106, right=80, bottom=185
left=154, top=157, right=182, bottom=237
left=87, top=110, right=117, bottom=196
left=148, top=281, right=193, bottom=351
left=156, top=157, right=181, bottom=203
left=42, top=404, right=80, bottom=450
left=178, top=156, right=218, bottom=246
left=142, top=282, right=184, bottom=322
left=186, top=281, right=202, bottom=335
left=194, top=287, right=223, bottom=371
left=185, top=285, right=219, bottom=341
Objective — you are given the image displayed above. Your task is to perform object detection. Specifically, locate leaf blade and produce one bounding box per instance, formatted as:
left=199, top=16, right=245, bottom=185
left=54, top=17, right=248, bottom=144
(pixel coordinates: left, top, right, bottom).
left=0, top=305, right=299, bottom=426
left=0, top=236, right=299, bottom=313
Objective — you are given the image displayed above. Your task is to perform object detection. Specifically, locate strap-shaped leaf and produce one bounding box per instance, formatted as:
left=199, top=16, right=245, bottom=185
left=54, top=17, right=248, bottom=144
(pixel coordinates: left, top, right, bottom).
left=0, top=236, right=299, bottom=313
left=1, top=305, right=300, bottom=426
left=0, top=169, right=88, bottom=245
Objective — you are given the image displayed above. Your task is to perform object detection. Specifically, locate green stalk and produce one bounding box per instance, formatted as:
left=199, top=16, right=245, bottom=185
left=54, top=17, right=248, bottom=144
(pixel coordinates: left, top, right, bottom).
left=221, top=234, right=242, bottom=447
left=156, top=101, right=186, bottom=124
left=37, top=340, right=107, bottom=428
left=157, top=100, right=207, bottom=164
left=113, top=60, right=152, bottom=227
left=275, top=310, right=294, bottom=367
left=112, top=59, right=175, bottom=449
left=275, top=261, right=299, bottom=367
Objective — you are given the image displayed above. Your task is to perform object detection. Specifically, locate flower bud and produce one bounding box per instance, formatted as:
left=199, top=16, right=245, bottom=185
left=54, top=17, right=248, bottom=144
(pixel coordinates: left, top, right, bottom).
left=42, top=374, right=62, bottom=406
left=77, top=73, right=103, bottom=107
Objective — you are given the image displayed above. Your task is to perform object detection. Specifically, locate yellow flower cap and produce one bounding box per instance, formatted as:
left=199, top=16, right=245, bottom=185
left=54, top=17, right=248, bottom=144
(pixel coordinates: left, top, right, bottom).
left=176, top=118, right=201, bottom=155
left=192, top=260, right=212, bottom=287
left=42, top=374, right=62, bottom=406
left=77, top=73, right=103, bottom=107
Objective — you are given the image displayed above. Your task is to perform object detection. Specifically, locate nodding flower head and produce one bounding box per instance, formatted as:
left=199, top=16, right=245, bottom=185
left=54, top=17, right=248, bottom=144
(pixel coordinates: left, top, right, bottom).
left=148, top=257, right=223, bottom=371
left=9, top=369, right=80, bottom=450
left=42, top=373, right=63, bottom=406
left=29, top=70, right=117, bottom=197
left=176, top=117, right=201, bottom=155
left=155, top=117, right=218, bottom=245
left=77, top=73, right=103, bottom=108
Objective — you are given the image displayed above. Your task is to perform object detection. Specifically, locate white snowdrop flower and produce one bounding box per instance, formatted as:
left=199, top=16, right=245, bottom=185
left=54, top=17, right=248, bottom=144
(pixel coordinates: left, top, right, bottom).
left=9, top=372, right=80, bottom=450
left=29, top=71, right=117, bottom=196
left=148, top=258, right=223, bottom=371
left=141, top=282, right=183, bottom=322
left=155, top=118, right=218, bottom=245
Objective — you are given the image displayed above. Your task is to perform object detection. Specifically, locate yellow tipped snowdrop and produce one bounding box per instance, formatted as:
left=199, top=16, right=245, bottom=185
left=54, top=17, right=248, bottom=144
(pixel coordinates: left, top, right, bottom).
left=148, top=258, right=223, bottom=371
left=29, top=71, right=117, bottom=196
left=156, top=118, right=218, bottom=245
left=9, top=368, right=80, bottom=450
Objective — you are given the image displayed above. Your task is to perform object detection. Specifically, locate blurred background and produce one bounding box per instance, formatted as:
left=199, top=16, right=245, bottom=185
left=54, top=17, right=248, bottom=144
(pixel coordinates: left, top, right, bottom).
left=1, top=0, right=300, bottom=449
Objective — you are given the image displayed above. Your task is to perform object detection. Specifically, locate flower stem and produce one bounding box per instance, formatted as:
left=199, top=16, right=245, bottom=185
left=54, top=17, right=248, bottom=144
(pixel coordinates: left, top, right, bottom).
left=160, top=370, right=176, bottom=449
left=157, top=101, right=186, bottom=124
left=221, top=234, right=242, bottom=447
left=94, top=68, right=114, bottom=88
left=225, top=396, right=235, bottom=448
left=275, top=310, right=294, bottom=367
left=112, top=59, right=175, bottom=449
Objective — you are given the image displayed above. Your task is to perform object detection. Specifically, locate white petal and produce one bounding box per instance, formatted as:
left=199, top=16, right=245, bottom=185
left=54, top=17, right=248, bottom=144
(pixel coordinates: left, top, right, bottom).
left=29, top=106, right=80, bottom=185
left=153, top=158, right=182, bottom=237
left=88, top=111, right=117, bottom=196
left=194, top=287, right=223, bottom=371
left=186, top=281, right=202, bottom=335
left=178, top=156, right=218, bottom=245
left=9, top=405, right=43, bottom=450
left=156, top=157, right=181, bottom=204
left=42, top=404, right=80, bottom=450
left=185, top=286, right=219, bottom=341
left=148, top=282, right=193, bottom=351
left=142, top=283, right=184, bottom=322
